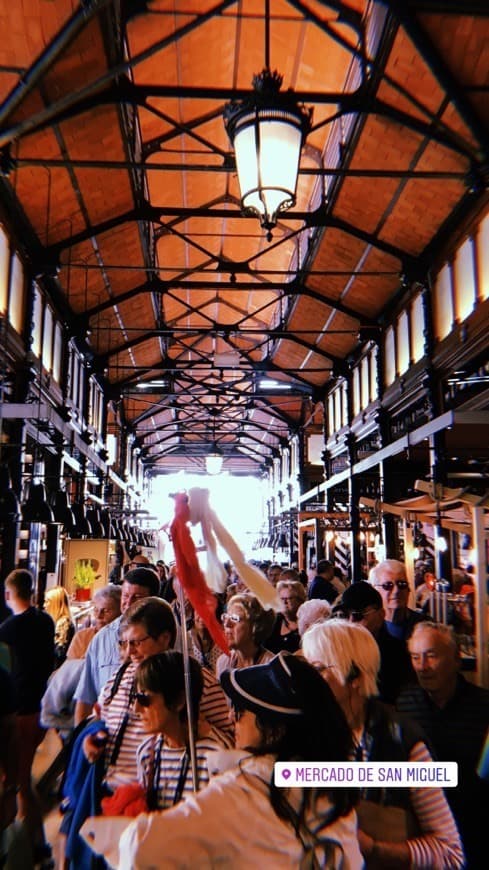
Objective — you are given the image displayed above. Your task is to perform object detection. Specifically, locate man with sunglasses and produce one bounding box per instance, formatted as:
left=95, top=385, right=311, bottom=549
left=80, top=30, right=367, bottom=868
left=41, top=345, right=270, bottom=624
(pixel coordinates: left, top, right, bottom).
left=368, top=559, right=427, bottom=643
left=336, top=581, right=414, bottom=704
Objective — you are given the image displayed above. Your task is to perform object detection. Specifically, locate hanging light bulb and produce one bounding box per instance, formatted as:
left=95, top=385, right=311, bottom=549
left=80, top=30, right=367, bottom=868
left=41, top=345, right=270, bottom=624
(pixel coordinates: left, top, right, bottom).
left=205, top=445, right=223, bottom=476
left=224, top=69, right=312, bottom=238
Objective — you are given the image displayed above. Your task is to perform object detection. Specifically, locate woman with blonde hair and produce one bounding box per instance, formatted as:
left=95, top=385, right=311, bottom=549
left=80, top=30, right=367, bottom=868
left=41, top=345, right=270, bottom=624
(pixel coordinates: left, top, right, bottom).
left=44, top=586, right=75, bottom=667
left=302, top=620, right=464, bottom=868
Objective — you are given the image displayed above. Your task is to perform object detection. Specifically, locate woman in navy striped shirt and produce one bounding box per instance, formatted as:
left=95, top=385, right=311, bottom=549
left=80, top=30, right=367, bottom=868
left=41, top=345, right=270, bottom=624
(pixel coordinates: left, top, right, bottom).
left=134, top=651, right=230, bottom=810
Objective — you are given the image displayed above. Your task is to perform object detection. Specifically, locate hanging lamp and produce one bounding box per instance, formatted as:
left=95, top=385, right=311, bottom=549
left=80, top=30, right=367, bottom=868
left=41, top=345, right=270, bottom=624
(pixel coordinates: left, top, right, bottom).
left=224, top=68, right=312, bottom=238
left=205, top=444, right=223, bottom=476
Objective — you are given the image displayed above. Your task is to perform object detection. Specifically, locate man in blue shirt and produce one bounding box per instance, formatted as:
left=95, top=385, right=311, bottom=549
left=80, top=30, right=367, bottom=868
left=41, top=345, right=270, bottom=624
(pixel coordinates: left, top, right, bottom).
left=74, top=567, right=159, bottom=724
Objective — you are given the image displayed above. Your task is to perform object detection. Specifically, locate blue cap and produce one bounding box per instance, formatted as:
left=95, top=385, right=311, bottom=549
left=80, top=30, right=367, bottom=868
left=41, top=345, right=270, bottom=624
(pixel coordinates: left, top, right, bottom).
left=220, top=652, right=304, bottom=721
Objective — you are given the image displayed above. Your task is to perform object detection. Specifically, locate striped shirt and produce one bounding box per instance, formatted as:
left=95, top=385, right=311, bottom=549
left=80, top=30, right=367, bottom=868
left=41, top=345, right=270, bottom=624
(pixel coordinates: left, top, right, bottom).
left=187, top=631, right=221, bottom=674
left=99, top=661, right=232, bottom=789
left=137, top=728, right=227, bottom=809
left=354, top=737, right=463, bottom=869
left=407, top=742, right=464, bottom=869
left=216, top=647, right=275, bottom=682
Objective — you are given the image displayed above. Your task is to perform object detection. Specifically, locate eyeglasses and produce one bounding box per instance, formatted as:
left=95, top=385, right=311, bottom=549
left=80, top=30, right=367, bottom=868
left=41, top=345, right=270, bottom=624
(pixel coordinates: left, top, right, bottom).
left=280, top=597, right=299, bottom=603
left=374, top=580, right=409, bottom=592
left=119, top=635, right=151, bottom=649
left=347, top=607, right=380, bottom=622
left=221, top=613, right=246, bottom=626
left=134, top=691, right=153, bottom=708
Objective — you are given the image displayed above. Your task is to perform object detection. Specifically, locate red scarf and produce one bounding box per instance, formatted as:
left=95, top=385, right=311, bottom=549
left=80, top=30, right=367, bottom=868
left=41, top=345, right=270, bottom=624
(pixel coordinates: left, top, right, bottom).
left=170, top=493, right=229, bottom=652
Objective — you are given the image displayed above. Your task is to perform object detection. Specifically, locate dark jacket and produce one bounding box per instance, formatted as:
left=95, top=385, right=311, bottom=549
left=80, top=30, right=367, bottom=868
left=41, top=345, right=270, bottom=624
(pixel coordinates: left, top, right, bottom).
left=359, top=698, right=423, bottom=810
left=397, top=675, right=489, bottom=868
left=266, top=613, right=301, bottom=654
left=0, top=607, right=55, bottom=713
left=308, top=575, right=337, bottom=604
left=375, top=623, right=415, bottom=704
left=62, top=718, right=107, bottom=870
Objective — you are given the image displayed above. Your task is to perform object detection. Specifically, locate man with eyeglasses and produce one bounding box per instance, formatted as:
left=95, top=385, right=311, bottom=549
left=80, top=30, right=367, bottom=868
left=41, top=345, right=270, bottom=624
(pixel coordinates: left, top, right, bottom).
left=368, top=559, right=427, bottom=643
left=74, top=567, right=160, bottom=725
left=336, top=581, right=414, bottom=704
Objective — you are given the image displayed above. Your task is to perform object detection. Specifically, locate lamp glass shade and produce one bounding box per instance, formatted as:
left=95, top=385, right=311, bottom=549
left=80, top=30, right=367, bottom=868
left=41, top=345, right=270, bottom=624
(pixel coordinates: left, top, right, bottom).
left=205, top=453, right=223, bottom=475
left=233, top=109, right=303, bottom=228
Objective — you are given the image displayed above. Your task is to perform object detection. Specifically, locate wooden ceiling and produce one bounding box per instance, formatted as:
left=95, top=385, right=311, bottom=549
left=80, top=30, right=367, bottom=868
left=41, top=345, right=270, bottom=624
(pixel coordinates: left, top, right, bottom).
left=0, top=1, right=487, bottom=476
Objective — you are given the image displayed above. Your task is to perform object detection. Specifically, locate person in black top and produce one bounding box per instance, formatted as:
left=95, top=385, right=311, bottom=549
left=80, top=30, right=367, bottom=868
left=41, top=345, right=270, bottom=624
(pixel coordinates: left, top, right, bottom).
left=267, top=579, right=306, bottom=654
left=0, top=664, right=18, bottom=852
left=398, top=622, right=489, bottom=869
left=308, top=560, right=338, bottom=604
left=0, top=569, right=55, bottom=868
left=336, top=581, right=415, bottom=704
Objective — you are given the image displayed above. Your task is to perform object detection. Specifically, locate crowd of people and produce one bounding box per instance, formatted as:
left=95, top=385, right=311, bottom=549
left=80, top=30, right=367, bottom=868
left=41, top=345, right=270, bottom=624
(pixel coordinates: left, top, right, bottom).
left=0, top=552, right=487, bottom=869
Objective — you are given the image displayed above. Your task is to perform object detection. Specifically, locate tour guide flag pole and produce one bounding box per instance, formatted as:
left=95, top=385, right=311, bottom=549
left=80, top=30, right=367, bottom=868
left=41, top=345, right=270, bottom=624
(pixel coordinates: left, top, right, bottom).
left=170, top=491, right=229, bottom=652
left=170, top=490, right=280, bottom=789
left=176, top=577, right=199, bottom=791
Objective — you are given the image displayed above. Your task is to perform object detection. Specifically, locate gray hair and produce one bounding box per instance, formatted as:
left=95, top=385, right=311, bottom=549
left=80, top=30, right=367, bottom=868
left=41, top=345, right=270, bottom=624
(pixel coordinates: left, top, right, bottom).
left=302, top=620, right=380, bottom=699
left=227, top=593, right=275, bottom=645
left=296, top=599, right=331, bottom=636
left=368, top=559, right=406, bottom=585
left=93, top=585, right=122, bottom=609
left=408, top=620, right=459, bottom=654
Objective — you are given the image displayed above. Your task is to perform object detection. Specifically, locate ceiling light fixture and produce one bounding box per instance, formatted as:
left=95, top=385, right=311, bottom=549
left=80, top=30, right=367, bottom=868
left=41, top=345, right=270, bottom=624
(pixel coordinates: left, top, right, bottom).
left=223, top=2, right=312, bottom=240
left=136, top=380, right=167, bottom=389
left=224, top=70, right=312, bottom=240
left=259, top=379, right=292, bottom=389
left=205, top=412, right=224, bottom=475
left=205, top=445, right=223, bottom=476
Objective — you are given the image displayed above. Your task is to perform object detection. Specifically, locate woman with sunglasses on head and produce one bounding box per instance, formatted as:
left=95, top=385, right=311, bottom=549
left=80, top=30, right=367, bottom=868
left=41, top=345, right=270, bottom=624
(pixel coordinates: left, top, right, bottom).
left=302, top=620, right=464, bottom=869
left=216, top=593, right=275, bottom=680
left=368, top=559, right=427, bottom=643
left=128, top=651, right=230, bottom=813
left=84, top=652, right=362, bottom=869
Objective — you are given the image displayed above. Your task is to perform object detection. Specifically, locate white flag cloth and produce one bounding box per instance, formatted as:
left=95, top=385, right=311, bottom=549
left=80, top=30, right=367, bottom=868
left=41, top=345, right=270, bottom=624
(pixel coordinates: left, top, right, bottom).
left=188, top=487, right=279, bottom=610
